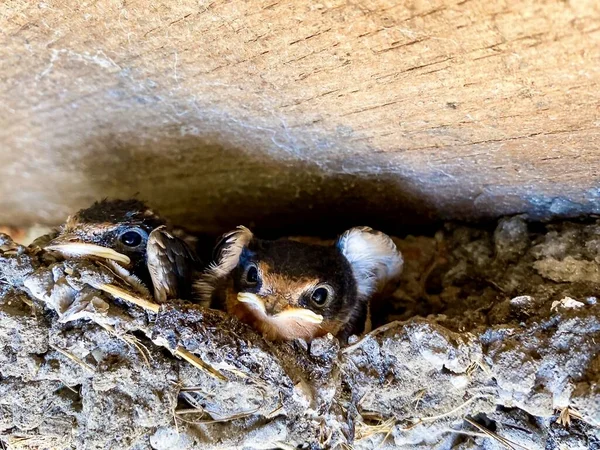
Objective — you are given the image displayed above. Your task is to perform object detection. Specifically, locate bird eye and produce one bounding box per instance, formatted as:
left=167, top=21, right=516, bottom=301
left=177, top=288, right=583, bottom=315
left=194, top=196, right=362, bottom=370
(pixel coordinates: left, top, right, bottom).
left=245, top=264, right=259, bottom=285
left=119, top=229, right=144, bottom=247
left=310, top=285, right=332, bottom=307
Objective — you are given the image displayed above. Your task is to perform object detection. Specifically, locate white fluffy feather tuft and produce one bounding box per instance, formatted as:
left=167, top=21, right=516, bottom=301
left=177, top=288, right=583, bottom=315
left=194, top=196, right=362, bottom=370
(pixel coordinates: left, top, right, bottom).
left=194, top=226, right=253, bottom=304
left=336, top=226, right=403, bottom=299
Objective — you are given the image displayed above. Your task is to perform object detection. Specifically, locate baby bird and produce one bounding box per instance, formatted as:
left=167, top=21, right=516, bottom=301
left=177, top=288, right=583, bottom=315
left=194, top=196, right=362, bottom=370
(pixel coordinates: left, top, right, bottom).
left=195, top=226, right=403, bottom=342
left=41, top=199, right=199, bottom=302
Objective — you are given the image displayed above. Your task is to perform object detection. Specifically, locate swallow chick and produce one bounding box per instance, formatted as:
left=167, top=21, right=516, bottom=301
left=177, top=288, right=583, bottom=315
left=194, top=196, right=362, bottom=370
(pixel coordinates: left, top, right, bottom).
left=41, top=199, right=199, bottom=303
left=195, top=226, right=403, bottom=342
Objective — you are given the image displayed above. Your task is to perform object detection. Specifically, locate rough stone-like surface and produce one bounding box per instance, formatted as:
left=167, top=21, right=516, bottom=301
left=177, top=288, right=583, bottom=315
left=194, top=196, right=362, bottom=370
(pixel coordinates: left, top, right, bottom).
left=1, top=1, right=600, bottom=234
left=1, top=217, right=600, bottom=449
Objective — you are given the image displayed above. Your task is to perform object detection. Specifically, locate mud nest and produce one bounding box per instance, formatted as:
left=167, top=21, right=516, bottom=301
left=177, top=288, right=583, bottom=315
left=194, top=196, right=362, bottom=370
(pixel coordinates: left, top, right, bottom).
left=0, top=216, right=599, bottom=449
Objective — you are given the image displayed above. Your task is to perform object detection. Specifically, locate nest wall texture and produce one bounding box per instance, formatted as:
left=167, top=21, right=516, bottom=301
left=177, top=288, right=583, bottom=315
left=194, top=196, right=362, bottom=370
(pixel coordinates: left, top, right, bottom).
left=1, top=216, right=599, bottom=449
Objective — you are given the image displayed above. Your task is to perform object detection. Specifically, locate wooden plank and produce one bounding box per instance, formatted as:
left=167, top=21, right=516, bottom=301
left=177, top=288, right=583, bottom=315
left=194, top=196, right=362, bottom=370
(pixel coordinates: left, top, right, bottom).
left=0, top=0, right=598, bottom=232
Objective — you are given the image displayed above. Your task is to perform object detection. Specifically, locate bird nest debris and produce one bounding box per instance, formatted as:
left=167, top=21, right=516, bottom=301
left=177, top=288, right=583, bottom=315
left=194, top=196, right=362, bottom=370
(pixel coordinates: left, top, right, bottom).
left=1, top=216, right=599, bottom=449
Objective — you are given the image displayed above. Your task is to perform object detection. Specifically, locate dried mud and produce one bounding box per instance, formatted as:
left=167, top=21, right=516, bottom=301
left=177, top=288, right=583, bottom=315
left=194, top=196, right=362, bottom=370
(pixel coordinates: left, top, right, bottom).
left=0, top=217, right=599, bottom=449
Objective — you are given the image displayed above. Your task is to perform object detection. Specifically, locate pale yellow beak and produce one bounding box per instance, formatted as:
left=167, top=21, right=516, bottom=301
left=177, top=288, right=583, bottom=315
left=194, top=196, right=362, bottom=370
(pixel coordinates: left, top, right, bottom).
left=46, top=241, right=131, bottom=266
left=237, top=292, right=266, bottom=314
left=236, top=292, right=323, bottom=324
left=274, top=308, right=323, bottom=324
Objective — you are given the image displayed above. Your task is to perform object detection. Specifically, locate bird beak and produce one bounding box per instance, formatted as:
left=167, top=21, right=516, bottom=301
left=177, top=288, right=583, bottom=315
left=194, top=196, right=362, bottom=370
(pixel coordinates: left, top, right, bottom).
left=236, top=292, right=324, bottom=324
left=45, top=234, right=131, bottom=266
left=237, top=292, right=266, bottom=314
left=274, top=308, right=324, bottom=324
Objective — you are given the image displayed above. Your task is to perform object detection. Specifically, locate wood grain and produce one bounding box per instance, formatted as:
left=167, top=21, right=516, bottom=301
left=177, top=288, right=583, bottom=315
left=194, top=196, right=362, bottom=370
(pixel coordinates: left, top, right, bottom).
left=0, top=0, right=598, bottom=234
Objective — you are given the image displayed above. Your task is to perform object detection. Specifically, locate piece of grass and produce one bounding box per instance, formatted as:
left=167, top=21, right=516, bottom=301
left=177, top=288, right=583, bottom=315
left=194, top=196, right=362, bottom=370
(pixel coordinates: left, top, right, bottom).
left=5, top=435, right=67, bottom=450
left=176, top=406, right=260, bottom=425
left=402, top=394, right=493, bottom=430
left=49, top=343, right=95, bottom=373
left=411, top=389, right=426, bottom=411
left=273, top=443, right=297, bottom=450
left=95, top=283, right=160, bottom=313
left=99, top=324, right=152, bottom=365
left=180, top=385, right=211, bottom=393
left=355, top=417, right=395, bottom=441
left=175, top=408, right=206, bottom=416
left=265, top=393, right=284, bottom=419
left=180, top=391, right=206, bottom=412
left=175, top=346, right=227, bottom=381
left=556, top=406, right=584, bottom=427
left=342, top=321, right=402, bottom=354
left=96, top=298, right=226, bottom=381
left=464, top=417, right=528, bottom=450
left=122, top=333, right=152, bottom=365
left=443, top=427, right=490, bottom=439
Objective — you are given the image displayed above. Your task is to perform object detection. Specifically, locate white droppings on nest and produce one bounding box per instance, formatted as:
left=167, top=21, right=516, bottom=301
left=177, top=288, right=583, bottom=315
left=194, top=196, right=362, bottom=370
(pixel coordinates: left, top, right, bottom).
left=551, top=296, right=585, bottom=311
left=510, top=295, right=534, bottom=306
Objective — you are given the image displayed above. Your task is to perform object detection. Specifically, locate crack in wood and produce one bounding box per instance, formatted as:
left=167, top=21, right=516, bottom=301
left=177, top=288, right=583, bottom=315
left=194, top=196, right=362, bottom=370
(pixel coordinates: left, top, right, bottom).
left=289, top=28, right=332, bottom=46
left=395, top=127, right=599, bottom=152
left=375, top=38, right=429, bottom=54
left=279, top=89, right=341, bottom=109
left=340, top=100, right=402, bottom=117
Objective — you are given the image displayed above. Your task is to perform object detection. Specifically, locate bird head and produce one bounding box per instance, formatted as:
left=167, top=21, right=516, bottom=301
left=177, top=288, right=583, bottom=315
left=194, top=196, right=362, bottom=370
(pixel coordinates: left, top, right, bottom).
left=45, top=199, right=163, bottom=278
left=196, top=226, right=403, bottom=342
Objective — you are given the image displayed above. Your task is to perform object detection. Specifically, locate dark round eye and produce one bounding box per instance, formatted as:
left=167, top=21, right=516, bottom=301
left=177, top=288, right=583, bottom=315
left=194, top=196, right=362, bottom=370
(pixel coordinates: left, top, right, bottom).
left=246, top=265, right=259, bottom=285
left=311, top=286, right=330, bottom=306
left=119, top=230, right=143, bottom=247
